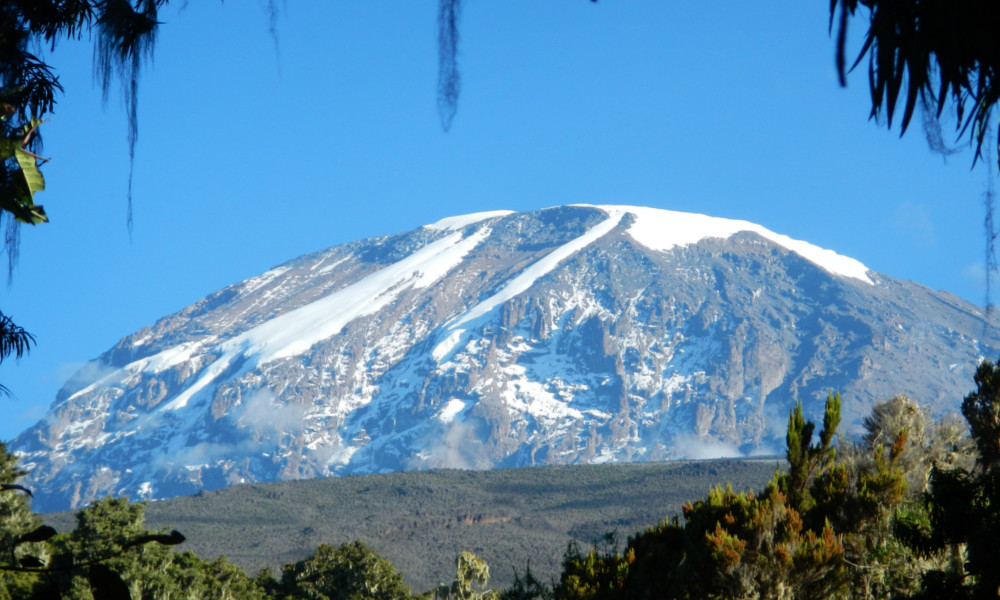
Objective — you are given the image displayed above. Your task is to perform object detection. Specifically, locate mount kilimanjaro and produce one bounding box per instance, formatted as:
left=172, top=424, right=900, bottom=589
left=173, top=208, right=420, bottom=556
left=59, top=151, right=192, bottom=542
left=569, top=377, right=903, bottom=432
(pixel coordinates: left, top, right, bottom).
left=12, top=205, right=1000, bottom=511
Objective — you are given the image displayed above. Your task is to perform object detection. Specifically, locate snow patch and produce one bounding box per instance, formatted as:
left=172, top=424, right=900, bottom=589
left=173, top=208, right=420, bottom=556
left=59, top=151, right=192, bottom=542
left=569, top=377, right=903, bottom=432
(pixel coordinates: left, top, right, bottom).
left=143, top=340, right=212, bottom=373
left=582, top=205, right=873, bottom=284
left=438, top=399, right=466, bottom=423
left=161, top=226, right=492, bottom=411
left=425, top=210, right=513, bottom=230
left=241, top=266, right=290, bottom=294
left=315, top=256, right=349, bottom=274
left=237, top=226, right=490, bottom=363
left=433, top=209, right=625, bottom=362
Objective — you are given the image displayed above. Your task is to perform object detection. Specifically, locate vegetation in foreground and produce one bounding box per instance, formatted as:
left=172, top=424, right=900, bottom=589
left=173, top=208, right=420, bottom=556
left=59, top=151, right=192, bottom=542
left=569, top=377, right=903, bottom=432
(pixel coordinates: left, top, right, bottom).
left=4, top=359, right=1000, bottom=598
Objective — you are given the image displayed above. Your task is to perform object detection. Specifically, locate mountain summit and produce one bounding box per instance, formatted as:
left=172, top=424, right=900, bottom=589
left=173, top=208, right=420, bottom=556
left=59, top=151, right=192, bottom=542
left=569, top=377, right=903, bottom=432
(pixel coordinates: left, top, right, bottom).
left=14, top=205, right=1000, bottom=511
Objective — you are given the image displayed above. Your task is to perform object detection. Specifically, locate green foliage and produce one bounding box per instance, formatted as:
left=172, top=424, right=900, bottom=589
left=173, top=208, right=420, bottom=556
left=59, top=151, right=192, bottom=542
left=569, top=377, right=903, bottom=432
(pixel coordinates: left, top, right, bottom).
left=435, top=551, right=497, bottom=600
left=554, top=535, right=630, bottom=600
left=675, top=477, right=846, bottom=600
left=899, top=359, right=1000, bottom=599
left=0, top=310, right=32, bottom=365
left=43, top=497, right=178, bottom=599
left=539, top=392, right=965, bottom=600
left=0, top=441, right=44, bottom=598
left=280, top=540, right=413, bottom=600
left=783, top=392, right=841, bottom=514
left=547, top=473, right=849, bottom=600
left=0, top=0, right=164, bottom=247
left=962, top=360, right=1000, bottom=469
left=0, top=302, right=34, bottom=398
left=0, top=467, right=264, bottom=600
left=499, top=563, right=551, bottom=600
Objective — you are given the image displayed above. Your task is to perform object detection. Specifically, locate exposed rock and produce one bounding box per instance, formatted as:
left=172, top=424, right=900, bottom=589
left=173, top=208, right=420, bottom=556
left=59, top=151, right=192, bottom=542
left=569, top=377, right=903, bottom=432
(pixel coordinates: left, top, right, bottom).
left=12, top=205, right=1000, bottom=511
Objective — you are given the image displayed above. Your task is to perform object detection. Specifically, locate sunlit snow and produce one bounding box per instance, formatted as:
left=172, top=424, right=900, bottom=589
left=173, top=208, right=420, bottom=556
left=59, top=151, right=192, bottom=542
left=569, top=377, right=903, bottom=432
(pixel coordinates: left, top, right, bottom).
left=162, top=226, right=492, bottom=410
left=580, top=204, right=873, bottom=284
left=425, top=210, right=514, bottom=231
left=433, top=209, right=626, bottom=361
left=438, top=399, right=466, bottom=423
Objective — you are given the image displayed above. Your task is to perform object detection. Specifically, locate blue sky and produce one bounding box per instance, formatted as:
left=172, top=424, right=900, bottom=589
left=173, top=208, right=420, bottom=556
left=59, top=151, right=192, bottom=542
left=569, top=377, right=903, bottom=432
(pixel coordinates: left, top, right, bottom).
left=0, top=1, right=991, bottom=441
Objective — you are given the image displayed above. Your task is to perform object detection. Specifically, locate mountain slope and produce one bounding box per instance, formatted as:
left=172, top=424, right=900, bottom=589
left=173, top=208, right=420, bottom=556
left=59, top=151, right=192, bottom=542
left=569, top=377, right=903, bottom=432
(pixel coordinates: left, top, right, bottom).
left=13, top=205, right=999, bottom=511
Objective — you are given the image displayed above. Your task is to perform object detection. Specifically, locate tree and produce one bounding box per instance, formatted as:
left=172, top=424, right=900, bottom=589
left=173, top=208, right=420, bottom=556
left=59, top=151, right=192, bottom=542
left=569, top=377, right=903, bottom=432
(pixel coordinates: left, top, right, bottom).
left=499, top=563, right=551, bottom=600
left=0, top=466, right=206, bottom=600
left=546, top=394, right=853, bottom=600
left=435, top=551, right=498, bottom=600
left=280, top=540, right=413, bottom=600
left=899, top=359, right=1000, bottom=599
left=42, top=496, right=188, bottom=599
left=544, top=392, right=985, bottom=600
left=0, top=481, right=275, bottom=600
left=0, top=440, right=45, bottom=599
left=553, top=535, right=631, bottom=600
left=819, top=395, right=930, bottom=599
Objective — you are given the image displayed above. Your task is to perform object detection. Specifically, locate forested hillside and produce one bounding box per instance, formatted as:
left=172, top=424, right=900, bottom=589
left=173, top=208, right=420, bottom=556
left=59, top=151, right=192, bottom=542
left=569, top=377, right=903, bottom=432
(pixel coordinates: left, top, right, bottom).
left=55, top=459, right=778, bottom=590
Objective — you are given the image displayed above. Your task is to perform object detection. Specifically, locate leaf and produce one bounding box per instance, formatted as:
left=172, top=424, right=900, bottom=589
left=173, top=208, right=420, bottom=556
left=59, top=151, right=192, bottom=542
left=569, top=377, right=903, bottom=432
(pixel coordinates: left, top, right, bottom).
left=89, top=564, right=132, bottom=600
left=14, top=147, right=45, bottom=198
left=17, top=525, right=57, bottom=544
left=18, top=556, right=44, bottom=568
left=126, top=529, right=186, bottom=547
left=1, top=483, right=33, bottom=496
left=0, top=136, right=17, bottom=159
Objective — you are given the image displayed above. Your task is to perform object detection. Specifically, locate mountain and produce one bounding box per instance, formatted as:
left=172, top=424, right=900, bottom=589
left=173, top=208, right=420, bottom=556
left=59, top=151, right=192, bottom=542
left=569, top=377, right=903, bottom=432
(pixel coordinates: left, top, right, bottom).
left=13, top=205, right=1000, bottom=511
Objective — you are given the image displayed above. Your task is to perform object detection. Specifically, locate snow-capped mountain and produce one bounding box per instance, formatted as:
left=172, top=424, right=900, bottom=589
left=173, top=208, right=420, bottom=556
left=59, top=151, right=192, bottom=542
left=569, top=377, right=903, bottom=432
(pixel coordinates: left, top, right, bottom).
left=13, top=205, right=1000, bottom=511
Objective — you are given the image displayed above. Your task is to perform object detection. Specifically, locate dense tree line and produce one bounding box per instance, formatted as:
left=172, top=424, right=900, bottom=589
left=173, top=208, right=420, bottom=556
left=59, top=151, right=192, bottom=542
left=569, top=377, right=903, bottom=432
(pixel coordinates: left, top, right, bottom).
left=4, top=361, right=1000, bottom=599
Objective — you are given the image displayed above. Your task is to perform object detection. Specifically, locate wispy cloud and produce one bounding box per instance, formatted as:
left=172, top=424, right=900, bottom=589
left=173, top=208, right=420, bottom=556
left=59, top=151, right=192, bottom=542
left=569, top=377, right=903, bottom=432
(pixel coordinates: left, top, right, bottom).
left=56, top=360, right=119, bottom=397
left=407, top=418, right=489, bottom=470
left=894, top=201, right=936, bottom=249
left=235, top=389, right=306, bottom=438
left=671, top=434, right=741, bottom=460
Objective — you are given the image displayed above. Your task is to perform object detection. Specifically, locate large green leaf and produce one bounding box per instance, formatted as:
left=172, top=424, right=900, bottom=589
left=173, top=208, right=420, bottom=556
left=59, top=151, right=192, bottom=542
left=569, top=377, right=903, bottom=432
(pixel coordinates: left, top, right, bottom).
left=0, top=137, right=17, bottom=159
left=0, top=127, right=49, bottom=224
left=14, top=147, right=44, bottom=198
left=0, top=192, right=46, bottom=224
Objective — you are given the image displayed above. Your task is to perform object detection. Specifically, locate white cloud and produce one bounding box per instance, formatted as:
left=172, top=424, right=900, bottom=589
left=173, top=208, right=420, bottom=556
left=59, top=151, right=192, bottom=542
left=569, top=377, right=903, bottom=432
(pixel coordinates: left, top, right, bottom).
left=57, top=360, right=116, bottom=390
left=407, top=418, right=488, bottom=470
left=671, top=434, right=741, bottom=460
left=235, top=389, right=306, bottom=437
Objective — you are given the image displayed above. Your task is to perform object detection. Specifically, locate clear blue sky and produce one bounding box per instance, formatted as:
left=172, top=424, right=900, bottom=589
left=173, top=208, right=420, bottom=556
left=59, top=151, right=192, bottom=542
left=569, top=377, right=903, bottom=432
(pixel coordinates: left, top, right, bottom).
left=0, top=1, right=991, bottom=441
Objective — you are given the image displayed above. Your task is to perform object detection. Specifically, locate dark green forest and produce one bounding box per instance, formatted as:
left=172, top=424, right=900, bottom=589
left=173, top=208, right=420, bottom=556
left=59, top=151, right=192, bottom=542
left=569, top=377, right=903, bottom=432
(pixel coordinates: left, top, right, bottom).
left=4, top=360, right=1000, bottom=599
left=40, top=458, right=779, bottom=591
